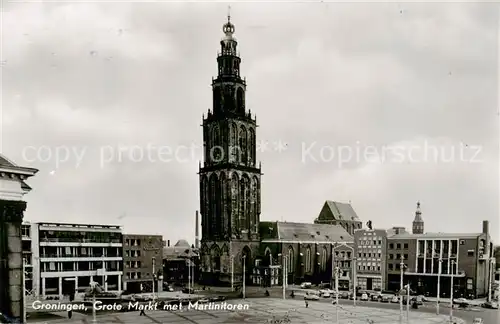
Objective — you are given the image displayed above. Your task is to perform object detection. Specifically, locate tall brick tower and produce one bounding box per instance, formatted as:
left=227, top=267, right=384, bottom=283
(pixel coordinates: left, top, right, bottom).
left=198, top=13, right=261, bottom=285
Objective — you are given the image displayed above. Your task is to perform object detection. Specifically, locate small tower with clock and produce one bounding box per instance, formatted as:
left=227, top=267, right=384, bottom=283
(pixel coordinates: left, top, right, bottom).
left=199, top=13, right=262, bottom=285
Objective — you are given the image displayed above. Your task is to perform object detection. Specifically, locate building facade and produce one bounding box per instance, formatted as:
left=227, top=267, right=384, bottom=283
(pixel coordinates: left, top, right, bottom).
left=163, top=240, right=199, bottom=285
left=21, top=222, right=35, bottom=299
left=122, top=234, right=163, bottom=293
left=258, top=222, right=354, bottom=287
left=0, top=155, right=37, bottom=321
left=354, top=228, right=387, bottom=291
left=387, top=221, right=493, bottom=299
left=386, top=227, right=413, bottom=293
left=35, top=222, right=123, bottom=299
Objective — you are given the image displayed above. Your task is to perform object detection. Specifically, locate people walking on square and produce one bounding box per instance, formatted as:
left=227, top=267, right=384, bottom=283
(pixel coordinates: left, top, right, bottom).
left=139, top=308, right=146, bottom=316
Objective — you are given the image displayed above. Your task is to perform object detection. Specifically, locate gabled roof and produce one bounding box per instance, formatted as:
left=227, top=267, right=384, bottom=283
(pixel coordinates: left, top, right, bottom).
left=163, top=246, right=199, bottom=260
left=260, top=221, right=353, bottom=243
left=316, top=201, right=360, bottom=222
left=0, top=154, right=38, bottom=176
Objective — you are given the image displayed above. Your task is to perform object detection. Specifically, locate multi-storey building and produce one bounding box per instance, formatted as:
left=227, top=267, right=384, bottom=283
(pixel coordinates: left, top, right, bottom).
left=34, top=222, right=123, bottom=299
left=354, top=228, right=387, bottom=291
left=163, top=239, right=199, bottom=285
left=387, top=218, right=493, bottom=299
left=21, top=222, right=35, bottom=298
left=386, top=226, right=413, bottom=292
left=122, top=234, right=163, bottom=293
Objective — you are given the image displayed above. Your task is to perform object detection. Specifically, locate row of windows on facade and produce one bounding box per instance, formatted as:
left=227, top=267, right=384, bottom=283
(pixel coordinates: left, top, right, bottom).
left=41, top=261, right=120, bottom=272
left=358, top=252, right=382, bottom=259
left=388, top=243, right=409, bottom=250
left=40, top=230, right=121, bottom=243
left=126, top=272, right=143, bottom=280
left=125, top=261, right=142, bottom=268
left=40, top=247, right=121, bottom=258
left=389, top=253, right=409, bottom=260
left=358, top=265, right=382, bottom=272
left=125, top=250, right=141, bottom=258
left=358, top=238, right=383, bottom=246
left=125, top=239, right=142, bottom=246
left=417, top=240, right=460, bottom=255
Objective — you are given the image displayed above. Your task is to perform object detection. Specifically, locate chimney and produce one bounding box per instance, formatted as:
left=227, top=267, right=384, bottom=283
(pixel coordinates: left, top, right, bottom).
left=167, top=240, right=170, bottom=247
left=483, top=220, right=490, bottom=257
left=195, top=210, right=200, bottom=249
left=482, top=220, right=489, bottom=235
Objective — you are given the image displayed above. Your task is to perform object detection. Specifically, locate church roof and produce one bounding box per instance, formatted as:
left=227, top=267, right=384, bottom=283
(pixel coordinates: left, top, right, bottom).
left=316, top=200, right=360, bottom=222
left=260, top=221, right=353, bottom=243
left=174, top=239, right=190, bottom=247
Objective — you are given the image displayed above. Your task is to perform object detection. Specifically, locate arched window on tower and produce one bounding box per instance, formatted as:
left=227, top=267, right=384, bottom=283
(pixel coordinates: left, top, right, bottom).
left=321, top=248, right=328, bottom=272
left=239, top=126, right=247, bottom=165
left=231, top=173, right=239, bottom=233
left=249, top=128, right=255, bottom=165
left=305, top=247, right=311, bottom=272
left=213, top=87, right=221, bottom=112
left=287, top=247, right=294, bottom=273
left=230, top=123, right=238, bottom=163
left=212, top=126, right=221, bottom=163
left=236, top=88, right=245, bottom=113
left=209, top=175, right=217, bottom=238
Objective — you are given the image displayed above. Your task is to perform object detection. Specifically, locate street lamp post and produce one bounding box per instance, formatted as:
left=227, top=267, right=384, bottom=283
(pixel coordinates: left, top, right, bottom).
left=406, top=283, right=410, bottom=323
left=335, top=266, right=339, bottom=324
left=230, top=255, right=234, bottom=292
left=488, top=258, right=495, bottom=303
left=23, top=257, right=27, bottom=324
left=449, top=260, right=456, bottom=323
left=90, top=281, right=97, bottom=323
left=437, top=258, right=443, bottom=315
left=242, top=254, right=246, bottom=299
left=399, top=255, right=404, bottom=324
left=278, top=253, right=287, bottom=300
left=152, top=257, right=156, bottom=302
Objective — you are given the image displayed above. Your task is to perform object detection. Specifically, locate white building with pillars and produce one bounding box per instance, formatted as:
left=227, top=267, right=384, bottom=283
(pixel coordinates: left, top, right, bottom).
left=24, top=222, right=123, bottom=299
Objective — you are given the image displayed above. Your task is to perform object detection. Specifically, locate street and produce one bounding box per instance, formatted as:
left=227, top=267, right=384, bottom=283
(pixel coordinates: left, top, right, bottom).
left=317, top=297, right=499, bottom=324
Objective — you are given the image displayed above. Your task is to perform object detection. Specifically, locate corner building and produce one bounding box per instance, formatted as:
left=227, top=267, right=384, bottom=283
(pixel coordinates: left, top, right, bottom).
left=199, top=16, right=261, bottom=284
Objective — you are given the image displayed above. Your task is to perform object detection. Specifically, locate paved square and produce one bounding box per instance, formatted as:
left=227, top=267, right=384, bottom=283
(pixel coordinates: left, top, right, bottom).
left=29, top=299, right=465, bottom=324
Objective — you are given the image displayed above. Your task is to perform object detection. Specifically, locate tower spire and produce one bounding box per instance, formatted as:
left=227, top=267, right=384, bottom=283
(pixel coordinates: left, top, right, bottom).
left=412, top=200, right=424, bottom=234
left=227, top=5, right=231, bottom=23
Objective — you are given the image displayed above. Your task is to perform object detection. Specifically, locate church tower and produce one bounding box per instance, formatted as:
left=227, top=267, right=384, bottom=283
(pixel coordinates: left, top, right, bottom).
left=199, top=13, right=261, bottom=283
left=412, top=201, right=424, bottom=234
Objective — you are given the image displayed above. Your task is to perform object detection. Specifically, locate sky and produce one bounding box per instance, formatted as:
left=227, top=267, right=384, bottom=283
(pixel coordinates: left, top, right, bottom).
left=2, top=1, right=499, bottom=245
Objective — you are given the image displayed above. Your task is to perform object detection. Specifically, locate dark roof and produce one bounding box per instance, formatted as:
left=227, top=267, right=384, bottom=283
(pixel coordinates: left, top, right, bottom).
left=174, top=239, right=190, bottom=247
left=163, top=246, right=199, bottom=259
left=260, top=221, right=353, bottom=243
left=0, top=154, right=38, bottom=175
left=316, top=201, right=360, bottom=222
left=0, top=155, right=16, bottom=167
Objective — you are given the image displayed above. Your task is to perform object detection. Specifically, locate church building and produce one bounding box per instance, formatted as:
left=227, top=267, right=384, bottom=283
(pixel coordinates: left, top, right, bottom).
left=199, top=15, right=362, bottom=287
